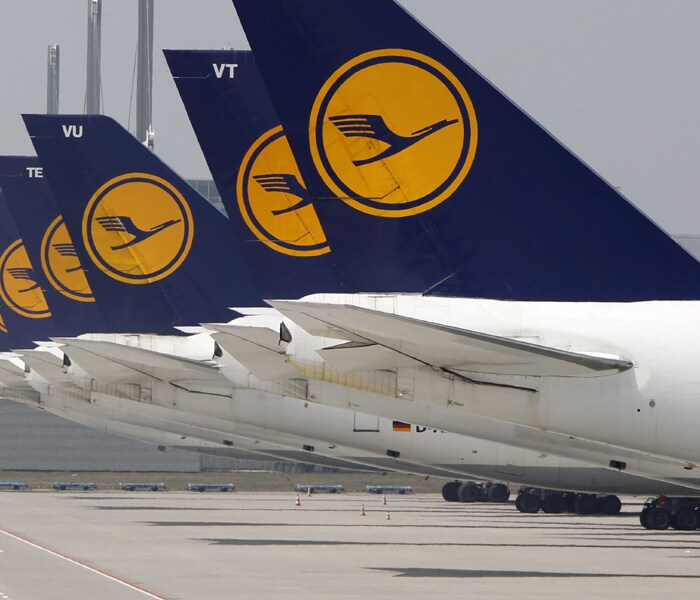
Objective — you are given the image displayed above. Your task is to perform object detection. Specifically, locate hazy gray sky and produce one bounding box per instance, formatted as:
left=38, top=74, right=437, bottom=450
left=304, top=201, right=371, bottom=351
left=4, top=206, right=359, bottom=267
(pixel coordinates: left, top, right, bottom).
left=1, top=1, right=699, bottom=233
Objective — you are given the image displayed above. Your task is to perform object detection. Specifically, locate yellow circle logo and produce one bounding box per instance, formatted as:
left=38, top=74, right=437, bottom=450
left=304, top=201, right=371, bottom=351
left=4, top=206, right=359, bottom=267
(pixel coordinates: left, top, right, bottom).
left=82, top=173, right=194, bottom=284
left=41, top=216, right=95, bottom=303
left=237, top=126, right=329, bottom=257
left=0, top=311, right=7, bottom=334
left=310, top=49, right=478, bottom=217
left=0, top=240, right=51, bottom=319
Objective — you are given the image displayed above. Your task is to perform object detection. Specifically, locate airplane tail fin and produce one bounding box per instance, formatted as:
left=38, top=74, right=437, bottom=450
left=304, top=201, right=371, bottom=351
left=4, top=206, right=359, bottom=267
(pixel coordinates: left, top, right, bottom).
left=0, top=162, right=57, bottom=349
left=23, top=114, right=261, bottom=333
left=0, top=156, right=106, bottom=337
left=164, top=49, right=341, bottom=298
left=231, top=0, right=700, bottom=301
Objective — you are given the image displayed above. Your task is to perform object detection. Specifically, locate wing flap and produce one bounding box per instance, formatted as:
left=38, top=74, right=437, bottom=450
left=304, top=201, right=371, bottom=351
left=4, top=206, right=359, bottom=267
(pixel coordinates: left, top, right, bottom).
left=205, top=323, right=300, bottom=380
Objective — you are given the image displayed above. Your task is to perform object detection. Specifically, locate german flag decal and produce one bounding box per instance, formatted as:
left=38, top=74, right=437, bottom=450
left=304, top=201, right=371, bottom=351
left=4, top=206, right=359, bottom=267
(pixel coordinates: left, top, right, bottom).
left=392, top=421, right=412, bottom=433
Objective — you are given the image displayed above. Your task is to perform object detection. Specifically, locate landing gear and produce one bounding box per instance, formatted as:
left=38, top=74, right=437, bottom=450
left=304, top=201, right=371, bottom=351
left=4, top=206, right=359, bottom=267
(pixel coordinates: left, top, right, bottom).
left=487, top=483, right=511, bottom=503
left=673, top=508, right=698, bottom=531
left=441, top=481, right=460, bottom=502
left=639, top=497, right=700, bottom=530
left=646, top=507, right=671, bottom=530
left=574, top=494, right=597, bottom=515
left=441, top=481, right=511, bottom=504
left=562, top=492, right=577, bottom=512
left=515, top=488, right=622, bottom=517
left=516, top=491, right=542, bottom=513
left=597, top=494, right=622, bottom=515
left=542, top=493, right=565, bottom=514
left=458, top=482, right=481, bottom=503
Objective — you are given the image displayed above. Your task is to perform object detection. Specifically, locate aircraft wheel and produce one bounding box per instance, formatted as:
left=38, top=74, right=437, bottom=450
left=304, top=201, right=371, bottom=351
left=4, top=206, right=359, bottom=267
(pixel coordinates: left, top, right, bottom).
left=487, top=483, right=510, bottom=503
left=673, top=508, right=699, bottom=531
left=542, top=493, right=565, bottom=514
left=597, top=495, right=622, bottom=515
left=519, top=492, right=541, bottom=514
left=458, top=482, right=480, bottom=503
left=574, top=494, right=597, bottom=515
left=441, top=481, right=460, bottom=502
left=639, top=507, right=652, bottom=529
left=562, top=492, right=577, bottom=512
left=515, top=493, right=524, bottom=512
left=647, top=507, right=671, bottom=530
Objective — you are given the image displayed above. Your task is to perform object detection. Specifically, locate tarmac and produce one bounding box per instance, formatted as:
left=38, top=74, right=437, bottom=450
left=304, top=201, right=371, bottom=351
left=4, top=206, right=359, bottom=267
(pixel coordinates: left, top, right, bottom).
left=0, top=491, right=698, bottom=599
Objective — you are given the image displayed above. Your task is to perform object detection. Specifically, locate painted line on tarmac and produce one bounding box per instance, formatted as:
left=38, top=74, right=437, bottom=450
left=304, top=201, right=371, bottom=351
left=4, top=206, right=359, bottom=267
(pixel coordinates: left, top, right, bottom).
left=0, top=527, right=168, bottom=599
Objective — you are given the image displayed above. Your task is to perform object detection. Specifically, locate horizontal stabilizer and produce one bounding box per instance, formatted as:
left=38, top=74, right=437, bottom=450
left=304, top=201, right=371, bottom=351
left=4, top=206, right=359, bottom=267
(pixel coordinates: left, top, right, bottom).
left=270, top=301, right=633, bottom=378
left=15, top=349, right=67, bottom=384
left=205, top=323, right=300, bottom=380
left=0, top=358, right=32, bottom=387
left=52, top=338, right=228, bottom=386
left=262, top=305, right=368, bottom=344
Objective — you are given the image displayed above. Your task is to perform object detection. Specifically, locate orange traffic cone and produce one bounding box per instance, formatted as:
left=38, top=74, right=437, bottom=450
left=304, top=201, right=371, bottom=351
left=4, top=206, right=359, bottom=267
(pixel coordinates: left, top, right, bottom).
left=360, top=503, right=366, bottom=516
left=307, top=486, right=312, bottom=497
left=382, top=493, right=387, bottom=506
left=295, top=494, right=301, bottom=507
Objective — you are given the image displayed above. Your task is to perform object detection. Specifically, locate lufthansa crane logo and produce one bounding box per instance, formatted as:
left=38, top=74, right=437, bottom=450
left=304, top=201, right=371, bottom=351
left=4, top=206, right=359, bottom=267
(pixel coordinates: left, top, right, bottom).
left=41, top=217, right=95, bottom=303
left=0, top=240, right=51, bottom=319
left=237, top=125, right=329, bottom=257
left=82, top=173, right=194, bottom=284
left=310, top=49, right=478, bottom=217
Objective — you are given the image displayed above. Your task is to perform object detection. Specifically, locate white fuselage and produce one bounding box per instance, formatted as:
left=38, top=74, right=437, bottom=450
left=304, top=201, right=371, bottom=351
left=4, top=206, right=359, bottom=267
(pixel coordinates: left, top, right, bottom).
left=278, top=295, right=700, bottom=473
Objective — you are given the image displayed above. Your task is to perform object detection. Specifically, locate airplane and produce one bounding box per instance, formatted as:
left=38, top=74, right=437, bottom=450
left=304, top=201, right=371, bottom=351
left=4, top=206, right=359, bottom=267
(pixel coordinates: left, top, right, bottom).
left=223, top=0, right=700, bottom=529
left=17, top=114, right=700, bottom=520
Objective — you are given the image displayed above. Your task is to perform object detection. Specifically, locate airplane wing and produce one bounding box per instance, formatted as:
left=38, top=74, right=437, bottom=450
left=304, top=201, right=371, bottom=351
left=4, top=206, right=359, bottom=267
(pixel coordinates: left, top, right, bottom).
left=203, top=323, right=301, bottom=381
left=52, top=337, right=230, bottom=389
left=268, top=301, right=633, bottom=378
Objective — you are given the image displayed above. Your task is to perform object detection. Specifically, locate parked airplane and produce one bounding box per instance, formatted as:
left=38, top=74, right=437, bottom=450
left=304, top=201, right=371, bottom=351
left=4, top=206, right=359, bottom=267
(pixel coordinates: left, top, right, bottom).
left=224, top=0, right=700, bottom=529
